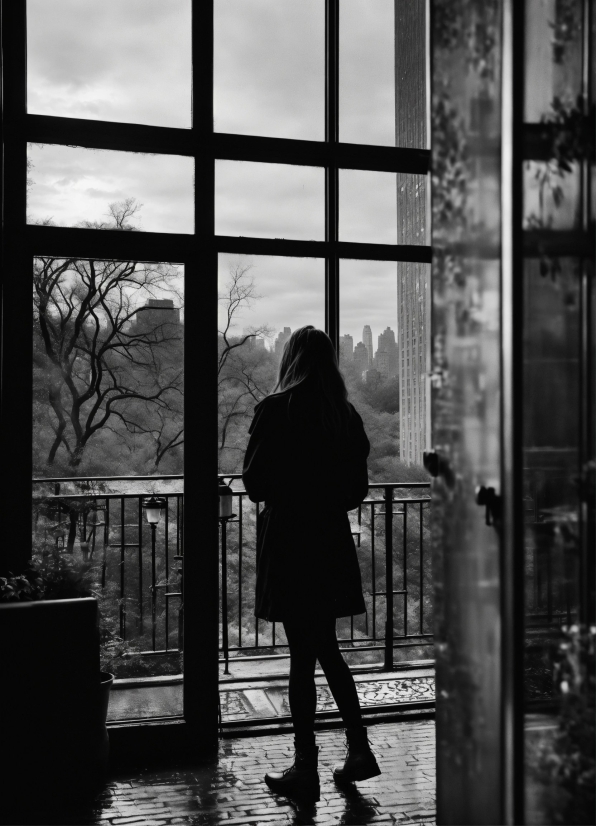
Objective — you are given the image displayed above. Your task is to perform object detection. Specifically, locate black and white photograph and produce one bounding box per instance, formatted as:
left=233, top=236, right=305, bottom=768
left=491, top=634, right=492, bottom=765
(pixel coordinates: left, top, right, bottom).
left=0, top=1, right=594, bottom=824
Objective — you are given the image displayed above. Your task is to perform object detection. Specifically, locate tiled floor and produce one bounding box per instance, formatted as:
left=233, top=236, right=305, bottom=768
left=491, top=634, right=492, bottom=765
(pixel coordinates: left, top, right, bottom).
left=108, top=667, right=435, bottom=723
left=90, top=721, right=436, bottom=826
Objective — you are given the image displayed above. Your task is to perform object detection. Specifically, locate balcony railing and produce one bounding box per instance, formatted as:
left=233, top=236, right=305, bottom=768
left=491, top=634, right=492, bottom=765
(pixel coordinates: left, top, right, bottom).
left=32, top=476, right=185, bottom=657
left=219, top=475, right=433, bottom=673
left=32, top=475, right=435, bottom=672
left=32, top=471, right=576, bottom=677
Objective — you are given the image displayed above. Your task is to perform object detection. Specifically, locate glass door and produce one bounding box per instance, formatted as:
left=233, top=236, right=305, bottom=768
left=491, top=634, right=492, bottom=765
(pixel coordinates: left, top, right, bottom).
left=430, top=1, right=594, bottom=823
left=430, top=2, right=504, bottom=822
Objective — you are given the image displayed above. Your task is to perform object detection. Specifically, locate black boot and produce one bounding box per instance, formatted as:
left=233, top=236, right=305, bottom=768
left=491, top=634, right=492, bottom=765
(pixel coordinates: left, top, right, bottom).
left=265, top=740, right=320, bottom=801
left=333, top=726, right=381, bottom=783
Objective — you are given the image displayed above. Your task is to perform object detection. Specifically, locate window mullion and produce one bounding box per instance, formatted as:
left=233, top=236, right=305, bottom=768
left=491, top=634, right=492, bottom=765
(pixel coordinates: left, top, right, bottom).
left=325, top=0, right=340, bottom=351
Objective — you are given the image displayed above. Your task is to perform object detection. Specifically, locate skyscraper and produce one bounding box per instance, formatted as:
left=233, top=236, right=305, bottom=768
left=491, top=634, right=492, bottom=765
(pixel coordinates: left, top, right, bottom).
left=398, top=264, right=430, bottom=466
left=395, top=0, right=430, bottom=467
left=362, top=325, right=373, bottom=368
left=375, top=327, right=398, bottom=377
left=340, top=334, right=354, bottom=361
left=353, top=342, right=369, bottom=376
left=131, top=299, right=181, bottom=333
left=274, top=327, right=292, bottom=355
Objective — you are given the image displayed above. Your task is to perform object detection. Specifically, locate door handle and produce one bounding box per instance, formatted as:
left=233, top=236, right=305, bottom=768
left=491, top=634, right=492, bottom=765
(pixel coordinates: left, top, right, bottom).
left=475, top=485, right=502, bottom=525
left=423, top=450, right=456, bottom=488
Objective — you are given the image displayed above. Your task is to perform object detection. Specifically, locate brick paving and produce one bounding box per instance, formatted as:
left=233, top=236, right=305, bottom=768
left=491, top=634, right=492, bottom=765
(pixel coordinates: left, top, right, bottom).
left=88, top=721, right=435, bottom=826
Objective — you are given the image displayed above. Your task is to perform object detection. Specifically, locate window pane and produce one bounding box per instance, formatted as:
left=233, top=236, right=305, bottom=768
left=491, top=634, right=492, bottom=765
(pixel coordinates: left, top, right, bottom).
left=340, top=169, right=427, bottom=245
left=27, top=144, right=194, bottom=234
left=340, top=0, right=427, bottom=148
left=340, top=0, right=395, bottom=146
left=522, top=258, right=585, bottom=821
left=32, top=256, right=185, bottom=720
left=215, top=160, right=324, bottom=241
left=524, top=0, right=583, bottom=122
left=340, top=259, right=430, bottom=476
left=27, top=0, right=191, bottom=128
left=218, top=253, right=324, bottom=474
left=340, top=260, right=400, bottom=482
left=214, top=0, right=324, bottom=140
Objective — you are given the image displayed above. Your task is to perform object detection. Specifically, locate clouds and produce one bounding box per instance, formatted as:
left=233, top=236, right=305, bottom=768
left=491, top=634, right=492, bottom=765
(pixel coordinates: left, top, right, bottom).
left=214, top=0, right=324, bottom=140
left=27, top=2, right=401, bottom=339
left=218, top=254, right=325, bottom=346
left=339, top=0, right=396, bottom=145
left=215, top=160, right=324, bottom=240
left=27, top=0, right=192, bottom=127
left=28, top=144, right=194, bottom=234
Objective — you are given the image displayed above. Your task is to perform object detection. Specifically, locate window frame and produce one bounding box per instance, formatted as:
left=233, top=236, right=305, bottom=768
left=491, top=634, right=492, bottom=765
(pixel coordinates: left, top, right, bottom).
left=1, top=0, right=431, bottom=754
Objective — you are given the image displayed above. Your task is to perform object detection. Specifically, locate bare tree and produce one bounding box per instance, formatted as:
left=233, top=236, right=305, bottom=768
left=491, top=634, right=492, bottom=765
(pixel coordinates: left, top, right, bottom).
left=217, top=261, right=276, bottom=466
left=33, top=200, right=183, bottom=469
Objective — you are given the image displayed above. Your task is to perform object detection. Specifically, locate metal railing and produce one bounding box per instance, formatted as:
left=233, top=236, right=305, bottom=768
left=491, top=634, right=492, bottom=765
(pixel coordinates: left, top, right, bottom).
left=219, top=475, right=433, bottom=673
left=32, top=476, right=184, bottom=655
left=31, top=475, right=434, bottom=671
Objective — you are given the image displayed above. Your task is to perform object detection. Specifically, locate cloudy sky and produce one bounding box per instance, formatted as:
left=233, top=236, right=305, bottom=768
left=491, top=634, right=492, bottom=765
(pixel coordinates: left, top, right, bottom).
left=27, top=0, right=405, bottom=343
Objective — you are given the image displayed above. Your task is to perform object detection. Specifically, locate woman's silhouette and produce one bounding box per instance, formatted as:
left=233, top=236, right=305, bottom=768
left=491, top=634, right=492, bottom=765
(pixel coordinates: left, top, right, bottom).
left=243, top=326, right=381, bottom=800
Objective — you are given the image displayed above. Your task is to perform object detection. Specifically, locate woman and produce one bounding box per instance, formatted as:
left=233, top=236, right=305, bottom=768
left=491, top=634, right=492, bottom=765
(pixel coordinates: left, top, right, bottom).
left=242, top=326, right=381, bottom=800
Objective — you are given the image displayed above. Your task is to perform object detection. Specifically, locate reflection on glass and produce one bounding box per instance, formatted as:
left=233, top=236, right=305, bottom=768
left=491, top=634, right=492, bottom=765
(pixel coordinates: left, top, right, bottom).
left=217, top=253, right=324, bottom=474
left=523, top=161, right=582, bottom=230
left=215, top=160, right=324, bottom=240
left=214, top=0, right=324, bottom=140
left=431, top=1, right=503, bottom=820
left=27, top=0, right=191, bottom=128
left=524, top=0, right=583, bottom=122
left=522, top=259, right=591, bottom=823
left=31, top=257, right=185, bottom=719
left=27, top=144, right=194, bottom=234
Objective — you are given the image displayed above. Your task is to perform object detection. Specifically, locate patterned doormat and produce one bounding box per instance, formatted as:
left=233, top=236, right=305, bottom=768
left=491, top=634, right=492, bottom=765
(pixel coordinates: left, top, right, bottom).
left=220, top=675, right=435, bottom=721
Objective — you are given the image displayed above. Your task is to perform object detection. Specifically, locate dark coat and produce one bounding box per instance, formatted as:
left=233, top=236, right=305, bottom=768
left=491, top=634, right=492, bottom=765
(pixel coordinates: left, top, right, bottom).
left=242, top=384, right=370, bottom=621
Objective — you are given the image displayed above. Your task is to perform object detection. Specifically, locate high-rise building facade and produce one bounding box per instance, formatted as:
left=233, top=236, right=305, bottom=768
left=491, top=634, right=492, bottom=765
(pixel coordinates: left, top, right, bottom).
left=340, top=334, right=354, bottom=361
left=132, top=298, right=181, bottom=332
left=353, top=341, right=369, bottom=376
left=274, top=327, right=292, bottom=355
left=398, top=264, right=430, bottom=466
left=362, top=325, right=373, bottom=368
left=395, top=0, right=430, bottom=466
left=375, top=327, right=398, bottom=377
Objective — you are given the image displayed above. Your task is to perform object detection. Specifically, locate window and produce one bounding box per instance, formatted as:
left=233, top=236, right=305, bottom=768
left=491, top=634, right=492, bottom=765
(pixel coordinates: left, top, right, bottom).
left=3, top=0, right=431, bottom=747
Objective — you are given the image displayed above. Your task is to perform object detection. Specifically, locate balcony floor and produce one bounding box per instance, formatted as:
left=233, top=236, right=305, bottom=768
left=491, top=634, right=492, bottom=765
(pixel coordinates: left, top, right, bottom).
left=89, top=719, right=436, bottom=826
left=108, top=662, right=435, bottom=723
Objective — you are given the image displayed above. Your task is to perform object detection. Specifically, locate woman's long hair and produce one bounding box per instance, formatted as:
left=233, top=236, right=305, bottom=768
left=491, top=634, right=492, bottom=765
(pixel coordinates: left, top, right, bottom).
left=273, top=326, right=351, bottom=432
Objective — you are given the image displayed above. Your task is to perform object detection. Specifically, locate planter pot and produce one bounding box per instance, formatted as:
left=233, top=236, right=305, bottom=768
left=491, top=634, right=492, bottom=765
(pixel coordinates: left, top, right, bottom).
left=0, top=598, right=104, bottom=815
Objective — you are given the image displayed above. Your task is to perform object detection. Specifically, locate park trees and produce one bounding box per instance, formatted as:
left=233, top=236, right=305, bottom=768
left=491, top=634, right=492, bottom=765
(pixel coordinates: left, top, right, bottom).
left=217, top=260, right=276, bottom=472
left=32, top=200, right=184, bottom=473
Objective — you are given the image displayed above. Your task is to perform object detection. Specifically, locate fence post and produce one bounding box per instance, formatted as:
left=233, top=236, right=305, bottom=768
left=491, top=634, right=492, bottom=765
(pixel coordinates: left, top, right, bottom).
left=384, top=485, right=394, bottom=671
left=221, top=518, right=230, bottom=675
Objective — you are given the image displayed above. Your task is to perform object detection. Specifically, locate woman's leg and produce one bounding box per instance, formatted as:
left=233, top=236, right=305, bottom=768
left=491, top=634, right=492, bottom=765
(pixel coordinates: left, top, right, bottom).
left=282, top=617, right=318, bottom=747
left=314, top=615, right=362, bottom=729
